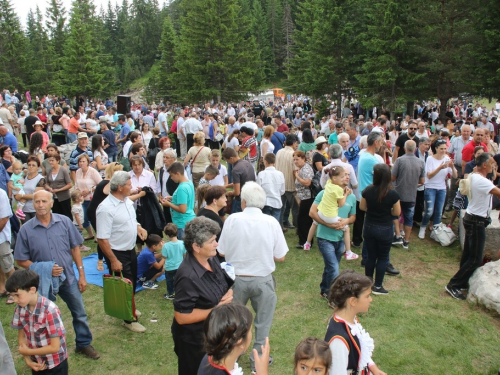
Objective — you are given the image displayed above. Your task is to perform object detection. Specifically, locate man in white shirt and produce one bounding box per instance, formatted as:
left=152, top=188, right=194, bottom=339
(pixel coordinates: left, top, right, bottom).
left=218, top=182, right=288, bottom=372
left=183, top=112, right=203, bottom=150
left=177, top=112, right=187, bottom=158
left=257, top=153, right=285, bottom=222
left=242, top=112, right=258, bottom=135
left=446, top=153, right=500, bottom=300
left=157, top=106, right=168, bottom=137
left=227, top=103, right=235, bottom=117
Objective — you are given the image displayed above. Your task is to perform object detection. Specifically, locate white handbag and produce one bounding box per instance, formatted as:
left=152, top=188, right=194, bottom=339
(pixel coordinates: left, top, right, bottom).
left=430, top=223, right=457, bottom=246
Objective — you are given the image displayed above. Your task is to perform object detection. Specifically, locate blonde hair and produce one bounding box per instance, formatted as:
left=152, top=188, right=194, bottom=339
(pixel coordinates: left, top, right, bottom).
left=263, top=125, right=274, bottom=138
left=104, top=162, right=124, bottom=179
left=193, top=131, right=205, bottom=146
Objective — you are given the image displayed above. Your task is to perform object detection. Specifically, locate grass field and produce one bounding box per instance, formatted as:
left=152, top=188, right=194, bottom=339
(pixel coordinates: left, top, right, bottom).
left=1, top=218, right=500, bottom=375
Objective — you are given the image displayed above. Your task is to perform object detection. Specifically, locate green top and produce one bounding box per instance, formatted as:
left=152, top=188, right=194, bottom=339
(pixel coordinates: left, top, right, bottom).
left=298, top=142, right=316, bottom=153
left=314, top=190, right=356, bottom=242
left=171, top=181, right=196, bottom=229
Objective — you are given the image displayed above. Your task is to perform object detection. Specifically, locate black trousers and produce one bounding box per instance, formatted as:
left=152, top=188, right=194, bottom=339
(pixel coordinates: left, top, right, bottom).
left=173, top=335, right=204, bottom=375
left=186, top=133, right=194, bottom=150
left=297, top=197, right=314, bottom=246
left=33, top=359, right=68, bottom=375
left=352, top=201, right=366, bottom=246
left=103, top=249, right=137, bottom=295
left=413, top=189, right=425, bottom=223
left=52, top=198, right=72, bottom=221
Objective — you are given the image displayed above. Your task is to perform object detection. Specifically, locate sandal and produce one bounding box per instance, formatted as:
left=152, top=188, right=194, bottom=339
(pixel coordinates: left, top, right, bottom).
left=0, top=291, right=9, bottom=298
left=6, top=295, right=15, bottom=305
left=97, top=260, right=104, bottom=272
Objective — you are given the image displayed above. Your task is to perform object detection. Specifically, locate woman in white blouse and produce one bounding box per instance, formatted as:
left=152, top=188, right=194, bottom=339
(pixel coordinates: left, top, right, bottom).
left=141, top=122, right=153, bottom=149
left=260, top=125, right=275, bottom=155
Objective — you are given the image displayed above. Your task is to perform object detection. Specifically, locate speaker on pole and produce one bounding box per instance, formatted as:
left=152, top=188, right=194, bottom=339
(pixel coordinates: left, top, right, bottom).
left=117, top=95, right=131, bottom=114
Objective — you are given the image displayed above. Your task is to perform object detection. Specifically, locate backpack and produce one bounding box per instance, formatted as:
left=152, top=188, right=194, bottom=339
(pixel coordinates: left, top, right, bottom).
left=310, top=171, right=323, bottom=198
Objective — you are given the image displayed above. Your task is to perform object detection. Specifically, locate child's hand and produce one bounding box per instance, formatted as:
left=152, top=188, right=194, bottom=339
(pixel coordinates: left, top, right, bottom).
left=19, top=343, right=31, bottom=355
left=20, top=179, right=25, bottom=185
left=253, top=337, right=270, bottom=375
left=25, top=357, right=47, bottom=372
left=345, top=187, right=352, bottom=196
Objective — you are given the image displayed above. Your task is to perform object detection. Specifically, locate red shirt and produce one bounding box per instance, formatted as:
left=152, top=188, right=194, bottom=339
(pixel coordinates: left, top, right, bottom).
left=277, top=124, right=289, bottom=133
left=68, top=117, right=80, bottom=134
left=37, top=114, right=47, bottom=124
left=461, top=141, right=488, bottom=163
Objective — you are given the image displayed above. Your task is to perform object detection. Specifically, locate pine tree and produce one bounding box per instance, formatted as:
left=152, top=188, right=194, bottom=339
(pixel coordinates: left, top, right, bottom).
left=266, top=0, right=284, bottom=75
left=45, top=0, right=67, bottom=56
left=25, top=6, right=55, bottom=95
left=282, top=0, right=295, bottom=76
left=250, top=0, right=274, bottom=81
left=174, top=0, right=261, bottom=102
left=62, top=0, right=115, bottom=97
left=0, top=0, right=28, bottom=87
left=354, top=0, right=424, bottom=118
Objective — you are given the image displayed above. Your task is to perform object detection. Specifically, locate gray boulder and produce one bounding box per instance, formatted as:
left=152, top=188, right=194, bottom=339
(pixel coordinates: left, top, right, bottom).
left=468, top=260, right=500, bottom=314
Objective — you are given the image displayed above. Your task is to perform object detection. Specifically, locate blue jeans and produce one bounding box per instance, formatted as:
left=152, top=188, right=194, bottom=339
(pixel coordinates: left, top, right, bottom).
left=422, top=188, right=446, bottom=227
left=57, top=279, right=93, bottom=348
left=449, top=214, right=487, bottom=289
left=82, top=200, right=91, bottom=229
left=232, top=198, right=242, bottom=214
left=363, top=222, right=393, bottom=287
left=227, top=163, right=233, bottom=183
left=165, top=269, right=177, bottom=295
left=262, top=206, right=281, bottom=222
left=317, top=238, right=344, bottom=295
left=177, top=228, right=185, bottom=240
left=68, top=132, right=77, bottom=143
left=107, top=151, right=118, bottom=163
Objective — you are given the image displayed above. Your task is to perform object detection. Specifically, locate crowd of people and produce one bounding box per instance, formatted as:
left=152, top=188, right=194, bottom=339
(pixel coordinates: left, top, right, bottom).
left=0, top=90, right=499, bottom=374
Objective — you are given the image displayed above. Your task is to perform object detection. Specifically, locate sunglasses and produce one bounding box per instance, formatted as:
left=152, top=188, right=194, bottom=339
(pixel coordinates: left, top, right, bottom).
left=409, top=128, right=417, bottom=130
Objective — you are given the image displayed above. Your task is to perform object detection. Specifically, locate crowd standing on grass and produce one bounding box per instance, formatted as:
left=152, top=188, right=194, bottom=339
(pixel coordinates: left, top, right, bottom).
left=0, top=91, right=499, bottom=374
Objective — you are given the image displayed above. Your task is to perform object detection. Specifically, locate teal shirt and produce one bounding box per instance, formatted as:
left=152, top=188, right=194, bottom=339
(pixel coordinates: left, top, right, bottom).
left=328, top=133, right=338, bottom=144
left=171, top=181, right=196, bottom=229
left=314, top=191, right=356, bottom=242
left=358, top=152, right=380, bottom=193
left=298, top=142, right=316, bottom=153
left=161, top=240, right=186, bottom=271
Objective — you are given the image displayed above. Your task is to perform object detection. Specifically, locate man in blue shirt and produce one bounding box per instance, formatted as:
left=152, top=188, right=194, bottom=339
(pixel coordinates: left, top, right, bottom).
left=0, top=125, right=18, bottom=152
left=271, top=130, right=285, bottom=155
left=14, top=190, right=100, bottom=359
left=116, top=115, right=130, bottom=146
left=99, top=120, right=118, bottom=162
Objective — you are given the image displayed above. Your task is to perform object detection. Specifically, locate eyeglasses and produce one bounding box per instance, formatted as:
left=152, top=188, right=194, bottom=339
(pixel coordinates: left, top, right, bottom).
left=409, top=128, right=417, bottom=130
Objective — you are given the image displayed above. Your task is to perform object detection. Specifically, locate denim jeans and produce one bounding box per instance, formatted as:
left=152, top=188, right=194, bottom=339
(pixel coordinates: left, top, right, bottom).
left=107, top=151, right=118, bottom=163
left=363, top=222, right=393, bottom=287
left=317, top=238, right=344, bottom=295
left=449, top=214, right=486, bottom=289
left=422, top=188, right=446, bottom=227
left=232, top=198, right=242, bottom=213
left=262, top=206, right=281, bottom=222
left=280, top=192, right=298, bottom=227
left=57, top=279, right=93, bottom=348
left=165, top=269, right=177, bottom=295
left=82, top=200, right=91, bottom=229
left=177, top=228, right=185, bottom=240
left=67, top=132, right=77, bottom=143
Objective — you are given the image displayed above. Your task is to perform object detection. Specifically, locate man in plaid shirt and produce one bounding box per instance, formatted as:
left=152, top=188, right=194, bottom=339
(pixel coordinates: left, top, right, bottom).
left=7, top=269, right=68, bottom=374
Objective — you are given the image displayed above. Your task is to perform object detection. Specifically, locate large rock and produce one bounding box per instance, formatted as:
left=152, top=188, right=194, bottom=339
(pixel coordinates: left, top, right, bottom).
left=459, top=209, right=500, bottom=261
left=468, top=260, right=500, bottom=314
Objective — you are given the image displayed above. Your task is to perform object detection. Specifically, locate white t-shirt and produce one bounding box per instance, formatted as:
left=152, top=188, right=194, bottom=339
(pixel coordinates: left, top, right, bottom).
left=467, top=173, right=494, bottom=217
left=424, top=156, right=452, bottom=190
left=205, top=164, right=227, bottom=187
left=260, top=138, right=274, bottom=154
left=123, top=141, right=132, bottom=157
left=142, top=131, right=153, bottom=148
left=224, top=136, right=239, bottom=149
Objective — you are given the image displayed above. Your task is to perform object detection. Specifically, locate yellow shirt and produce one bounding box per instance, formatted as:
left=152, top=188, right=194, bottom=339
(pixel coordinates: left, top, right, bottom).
left=317, top=180, right=344, bottom=217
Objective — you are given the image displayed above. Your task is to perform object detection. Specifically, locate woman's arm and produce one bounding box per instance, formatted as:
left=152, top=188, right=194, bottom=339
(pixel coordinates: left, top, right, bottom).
left=359, top=197, right=368, bottom=211
left=94, top=155, right=106, bottom=171
left=261, top=141, right=268, bottom=156
left=295, top=171, right=311, bottom=187
left=392, top=200, right=401, bottom=217
left=183, top=153, right=192, bottom=166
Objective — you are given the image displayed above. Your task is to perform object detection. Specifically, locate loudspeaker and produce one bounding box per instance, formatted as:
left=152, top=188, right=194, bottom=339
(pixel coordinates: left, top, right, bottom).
left=117, top=95, right=131, bottom=114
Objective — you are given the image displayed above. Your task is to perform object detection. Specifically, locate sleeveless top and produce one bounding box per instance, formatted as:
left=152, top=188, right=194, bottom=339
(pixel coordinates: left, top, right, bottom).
left=325, top=316, right=367, bottom=375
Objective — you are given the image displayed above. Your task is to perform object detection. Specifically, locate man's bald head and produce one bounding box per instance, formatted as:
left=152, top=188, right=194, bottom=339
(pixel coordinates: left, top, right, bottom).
left=404, top=140, right=416, bottom=153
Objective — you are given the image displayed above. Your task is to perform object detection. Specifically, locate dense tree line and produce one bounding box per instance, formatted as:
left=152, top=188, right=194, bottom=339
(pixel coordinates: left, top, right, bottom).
left=0, top=0, right=498, bottom=108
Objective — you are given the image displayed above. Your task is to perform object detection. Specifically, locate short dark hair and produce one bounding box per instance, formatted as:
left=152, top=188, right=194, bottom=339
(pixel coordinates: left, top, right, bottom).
left=205, top=185, right=226, bottom=205
left=205, top=165, right=219, bottom=176
left=222, top=148, right=237, bottom=160
left=145, top=234, right=163, bottom=248
left=264, top=153, right=276, bottom=164
left=476, top=151, right=490, bottom=167
left=118, top=115, right=126, bottom=122
left=130, top=143, right=144, bottom=155
left=164, top=223, right=178, bottom=238
left=6, top=269, right=40, bottom=293
left=367, top=132, right=381, bottom=146
left=26, top=155, right=40, bottom=167
left=167, top=161, right=185, bottom=175
left=285, top=134, right=298, bottom=146
left=328, top=270, right=372, bottom=309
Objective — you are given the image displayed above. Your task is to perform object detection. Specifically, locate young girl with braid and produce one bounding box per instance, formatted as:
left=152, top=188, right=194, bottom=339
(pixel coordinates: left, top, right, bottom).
left=325, top=270, right=387, bottom=375
left=198, top=304, right=270, bottom=375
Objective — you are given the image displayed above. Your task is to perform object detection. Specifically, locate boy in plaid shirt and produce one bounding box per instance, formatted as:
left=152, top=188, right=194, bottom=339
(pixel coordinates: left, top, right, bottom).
left=6, top=269, right=68, bottom=374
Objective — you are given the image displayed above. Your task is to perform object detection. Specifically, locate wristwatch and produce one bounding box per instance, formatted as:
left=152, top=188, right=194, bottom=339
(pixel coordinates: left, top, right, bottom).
left=78, top=266, right=84, bottom=270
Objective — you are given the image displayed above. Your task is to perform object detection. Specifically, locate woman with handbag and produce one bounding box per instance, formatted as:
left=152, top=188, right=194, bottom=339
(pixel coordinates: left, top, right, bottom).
left=184, top=131, right=211, bottom=189
left=171, top=216, right=234, bottom=375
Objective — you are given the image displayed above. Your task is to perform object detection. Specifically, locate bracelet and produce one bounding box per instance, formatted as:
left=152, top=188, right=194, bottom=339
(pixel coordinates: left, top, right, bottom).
left=77, top=266, right=84, bottom=270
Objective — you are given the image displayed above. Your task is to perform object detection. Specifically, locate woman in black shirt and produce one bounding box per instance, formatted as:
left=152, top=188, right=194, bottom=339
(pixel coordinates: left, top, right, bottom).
left=172, top=217, right=234, bottom=375
left=360, top=164, right=401, bottom=295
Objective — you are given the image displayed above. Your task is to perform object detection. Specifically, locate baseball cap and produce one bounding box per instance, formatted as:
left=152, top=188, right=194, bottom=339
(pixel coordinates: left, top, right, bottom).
left=78, top=132, right=88, bottom=139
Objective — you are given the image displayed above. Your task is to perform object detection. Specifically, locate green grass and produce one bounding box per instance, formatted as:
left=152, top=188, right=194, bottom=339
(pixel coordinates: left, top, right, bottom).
left=1, top=221, right=500, bottom=375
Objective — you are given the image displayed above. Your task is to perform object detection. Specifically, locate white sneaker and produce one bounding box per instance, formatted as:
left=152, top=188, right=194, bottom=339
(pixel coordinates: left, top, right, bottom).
left=344, top=251, right=359, bottom=260
left=418, top=227, right=426, bottom=239
left=122, top=321, right=146, bottom=333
